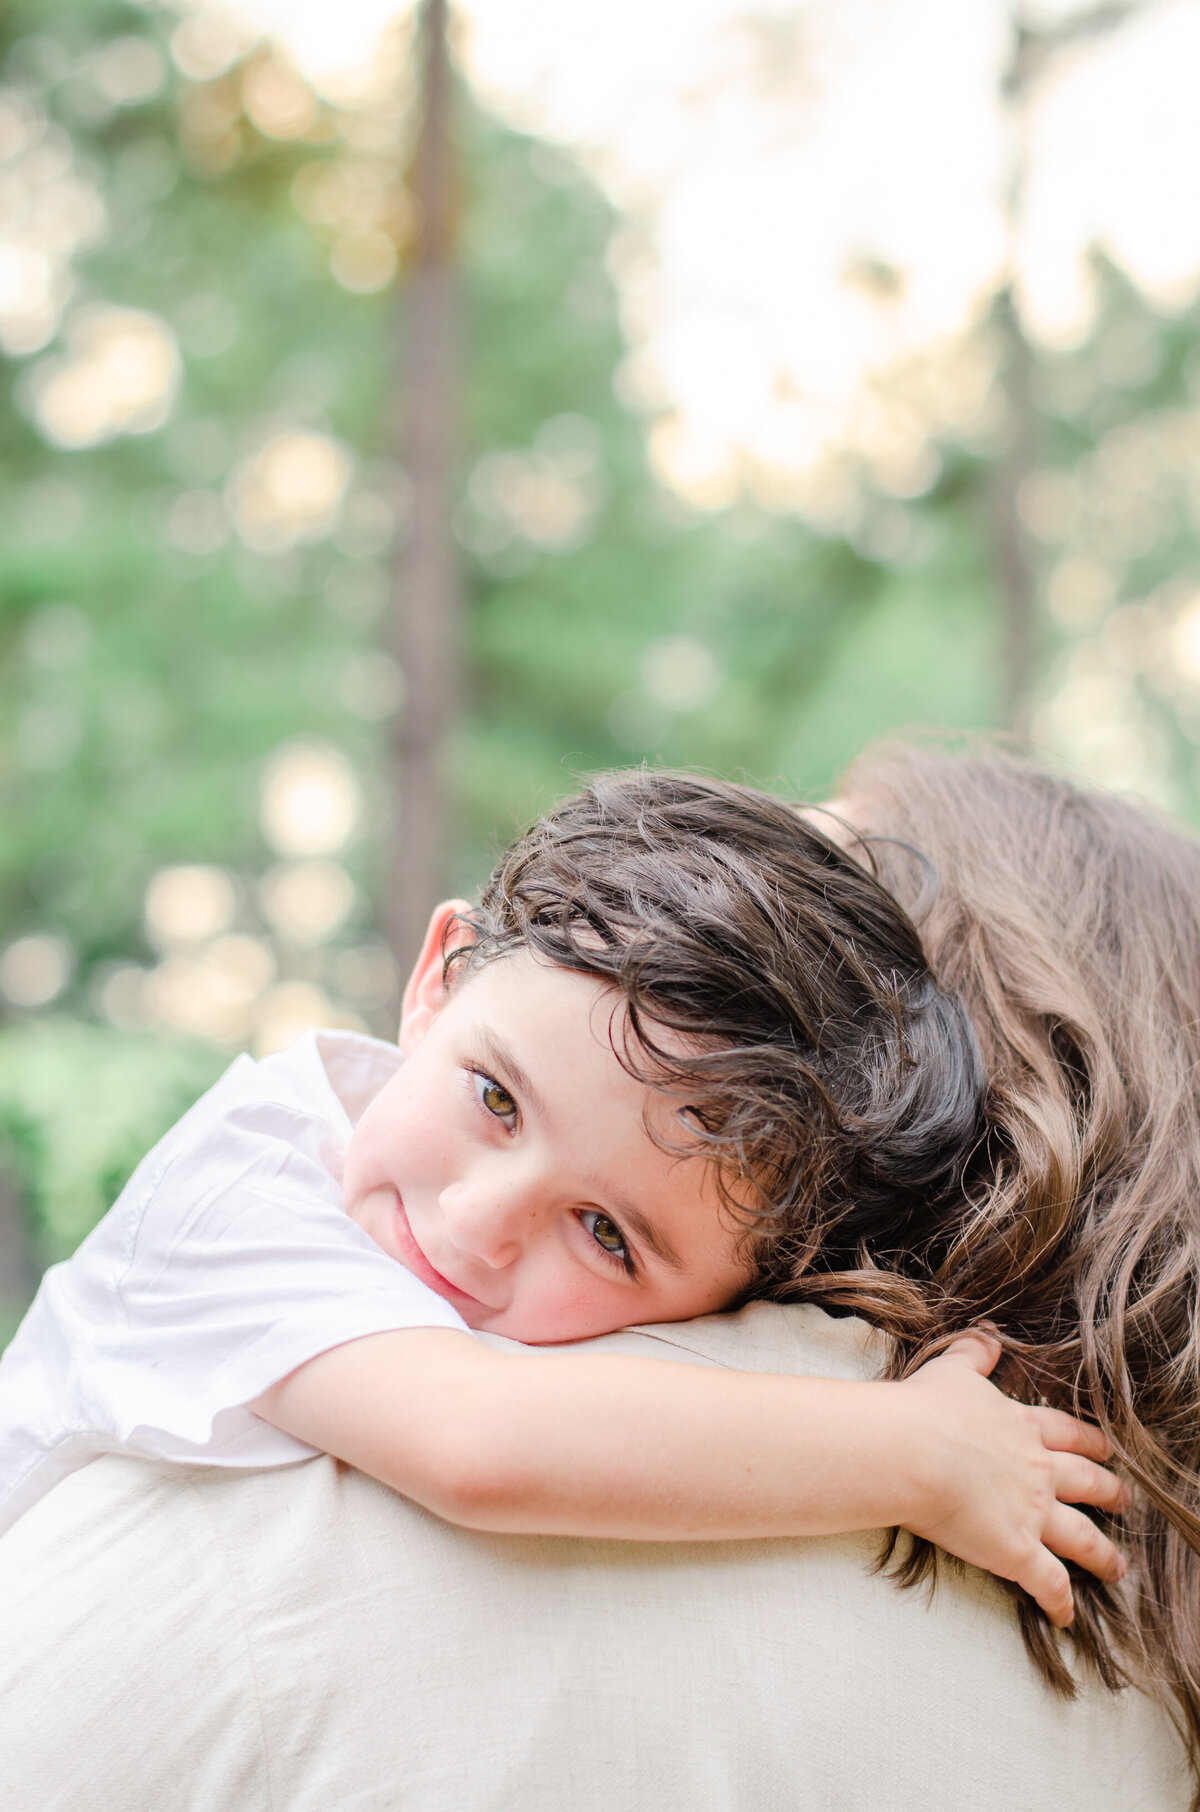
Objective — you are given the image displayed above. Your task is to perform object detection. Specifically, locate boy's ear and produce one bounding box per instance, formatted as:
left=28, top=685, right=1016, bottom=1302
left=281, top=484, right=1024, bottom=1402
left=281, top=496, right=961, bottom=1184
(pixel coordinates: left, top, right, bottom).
left=398, top=899, right=475, bottom=1052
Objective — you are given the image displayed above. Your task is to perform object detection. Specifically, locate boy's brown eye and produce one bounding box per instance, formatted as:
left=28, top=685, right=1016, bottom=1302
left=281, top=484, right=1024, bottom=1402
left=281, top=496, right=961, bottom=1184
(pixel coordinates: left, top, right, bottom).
left=478, top=1075, right=517, bottom=1120
left=582, top=1211, right=626, bottom=1255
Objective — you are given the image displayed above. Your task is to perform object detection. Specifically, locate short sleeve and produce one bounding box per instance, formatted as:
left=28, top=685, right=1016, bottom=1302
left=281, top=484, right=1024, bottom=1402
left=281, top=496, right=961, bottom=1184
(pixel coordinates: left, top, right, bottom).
left=0, top=1075, right=469, bottom=1524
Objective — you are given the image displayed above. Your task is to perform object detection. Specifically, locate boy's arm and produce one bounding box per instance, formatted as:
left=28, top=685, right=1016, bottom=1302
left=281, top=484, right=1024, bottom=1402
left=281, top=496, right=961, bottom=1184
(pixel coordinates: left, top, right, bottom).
left=251, top=1328, right=1126, bottom=1626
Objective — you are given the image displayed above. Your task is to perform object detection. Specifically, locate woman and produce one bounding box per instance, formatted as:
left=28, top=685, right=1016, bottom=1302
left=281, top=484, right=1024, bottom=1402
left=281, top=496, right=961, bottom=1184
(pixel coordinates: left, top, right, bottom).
left=796, top=743, right=1200, bottom=1782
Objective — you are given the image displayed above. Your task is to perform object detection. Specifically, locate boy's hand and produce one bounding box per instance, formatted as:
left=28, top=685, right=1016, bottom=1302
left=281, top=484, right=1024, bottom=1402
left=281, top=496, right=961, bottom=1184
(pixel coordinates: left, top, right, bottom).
left=896, top=1331, right=1129, bottom=1628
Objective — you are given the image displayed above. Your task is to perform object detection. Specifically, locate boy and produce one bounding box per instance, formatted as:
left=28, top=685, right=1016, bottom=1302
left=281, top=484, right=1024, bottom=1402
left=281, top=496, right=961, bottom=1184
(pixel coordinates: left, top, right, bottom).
left=0, top=772, right=1126, bottom=1622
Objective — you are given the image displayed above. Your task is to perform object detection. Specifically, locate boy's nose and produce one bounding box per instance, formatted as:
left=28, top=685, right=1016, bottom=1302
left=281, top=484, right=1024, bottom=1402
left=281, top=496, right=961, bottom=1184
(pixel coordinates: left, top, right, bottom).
left=439, top=1173, right=538, bottom=1270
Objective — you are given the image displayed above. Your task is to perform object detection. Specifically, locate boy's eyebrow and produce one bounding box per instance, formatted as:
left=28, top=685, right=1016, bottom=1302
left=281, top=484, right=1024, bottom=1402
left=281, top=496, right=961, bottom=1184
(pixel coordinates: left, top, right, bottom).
left=605, top=1197, right=683, bottom=1271
left=477, top=1028, right=684, bottom=1272
left=477, top=1030, right=547, bottom=1120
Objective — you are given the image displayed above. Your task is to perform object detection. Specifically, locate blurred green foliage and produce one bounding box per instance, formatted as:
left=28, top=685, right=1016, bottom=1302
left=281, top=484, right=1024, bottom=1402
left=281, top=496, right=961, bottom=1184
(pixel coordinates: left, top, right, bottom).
left=3, top=0, right=1200, bottom=1298
left=0, top=1020, right=223, bottom=1264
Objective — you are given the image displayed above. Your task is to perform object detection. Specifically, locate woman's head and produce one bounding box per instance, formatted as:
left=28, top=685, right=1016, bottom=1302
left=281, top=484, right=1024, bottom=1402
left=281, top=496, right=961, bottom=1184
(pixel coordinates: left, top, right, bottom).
left=816, top=740, right=1200, bottom=1776
left=455, top=769, right=985, bottom=1283
left=835, top=741, right=1200, bottom=1365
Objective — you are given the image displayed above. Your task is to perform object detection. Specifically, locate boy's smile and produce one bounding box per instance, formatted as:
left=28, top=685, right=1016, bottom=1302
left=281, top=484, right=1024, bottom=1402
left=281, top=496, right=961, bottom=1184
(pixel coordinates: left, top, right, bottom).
left=341, top=908, right=754, bottom=1344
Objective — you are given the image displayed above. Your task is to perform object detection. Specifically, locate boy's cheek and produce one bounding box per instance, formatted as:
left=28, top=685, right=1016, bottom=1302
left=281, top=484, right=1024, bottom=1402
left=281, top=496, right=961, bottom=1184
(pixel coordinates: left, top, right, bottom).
left=488, top=1273, right=626, bottom=1345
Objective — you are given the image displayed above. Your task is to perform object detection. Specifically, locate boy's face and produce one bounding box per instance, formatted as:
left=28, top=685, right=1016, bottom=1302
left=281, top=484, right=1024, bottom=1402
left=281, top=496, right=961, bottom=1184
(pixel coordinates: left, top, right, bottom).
left=342, top=903, right=754, bottom=1344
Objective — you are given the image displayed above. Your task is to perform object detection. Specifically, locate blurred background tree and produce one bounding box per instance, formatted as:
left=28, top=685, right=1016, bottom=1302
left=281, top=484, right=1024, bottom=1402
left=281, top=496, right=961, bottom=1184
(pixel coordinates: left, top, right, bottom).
left=2, top=0, right=1198, bottom=1320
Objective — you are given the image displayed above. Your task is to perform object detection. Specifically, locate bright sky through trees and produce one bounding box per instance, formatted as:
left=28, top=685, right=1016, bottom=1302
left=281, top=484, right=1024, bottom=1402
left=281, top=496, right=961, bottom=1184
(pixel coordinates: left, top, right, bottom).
left=225, top=0, right=1200, bottom=508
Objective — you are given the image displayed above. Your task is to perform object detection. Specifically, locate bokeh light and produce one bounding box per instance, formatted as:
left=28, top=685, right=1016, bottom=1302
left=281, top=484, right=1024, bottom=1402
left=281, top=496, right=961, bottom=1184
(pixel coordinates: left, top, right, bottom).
left=330, top=230, right=398, bottom=294
left=259, top=739, right=362, bottom=856
left=228, top=430, right=353, bottom=551
left=640, top=636, right=722, bottom=712
left=258, top=860, right=358, bottom=946
left=0, top=934, right=74, bottom=1009
left=170, top=4, right=258, bottom=84
left=25, top=305, right=181, bottom=449
left=1172, top=596, right=1200, bottom=680
left=91, top=36, right=167, bottom=108
left=254, top=979, right=357, bottom=1056
left=0, top=90, right=106, bottom=356
left=242, top=52, right=319, bottom=139
left=144, top=865, right=239, bottom=950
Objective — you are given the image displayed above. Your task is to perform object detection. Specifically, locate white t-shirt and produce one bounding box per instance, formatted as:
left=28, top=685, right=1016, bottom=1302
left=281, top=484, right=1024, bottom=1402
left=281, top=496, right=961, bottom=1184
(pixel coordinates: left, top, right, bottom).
left=0, top=1029, right=468, bottom=1534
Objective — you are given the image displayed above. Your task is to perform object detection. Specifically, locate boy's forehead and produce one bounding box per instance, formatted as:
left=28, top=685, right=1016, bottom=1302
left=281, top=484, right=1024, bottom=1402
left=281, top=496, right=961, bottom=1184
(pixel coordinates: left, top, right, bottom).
left=498, top=950, right=701, bottom=1061
left=460, top=951, right=633, bottom=1061
left=459, top=952, right=705, bottom=1123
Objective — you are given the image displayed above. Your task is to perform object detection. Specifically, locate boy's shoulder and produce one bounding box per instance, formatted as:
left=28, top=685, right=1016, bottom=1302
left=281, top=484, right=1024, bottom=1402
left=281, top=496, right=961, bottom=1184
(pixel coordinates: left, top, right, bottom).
left=298, top=1028, right=403, bottom=1127
left=72, top=1030, right=404, bottom=1258
left=193, top=1027, right=403, bottom=1140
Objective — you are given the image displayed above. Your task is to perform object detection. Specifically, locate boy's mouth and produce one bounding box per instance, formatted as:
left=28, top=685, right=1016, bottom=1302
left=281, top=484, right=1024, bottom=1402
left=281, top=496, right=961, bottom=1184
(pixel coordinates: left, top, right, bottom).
left=391, top=1193, right=485, bottom=1306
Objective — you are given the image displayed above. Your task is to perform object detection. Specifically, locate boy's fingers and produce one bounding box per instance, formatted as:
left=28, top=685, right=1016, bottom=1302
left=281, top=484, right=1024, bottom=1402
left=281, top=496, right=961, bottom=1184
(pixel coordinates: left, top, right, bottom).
left=1018, top=1548, right=1075, bottom=1627
left=1042, top=1503, right=1127, bottom=1585
left=938, top=1331, right=1002, bottom=1376
left=1050, top=1452, right=1131, bottom=1515
left=1030, top=1404, right=1114, bottom=1463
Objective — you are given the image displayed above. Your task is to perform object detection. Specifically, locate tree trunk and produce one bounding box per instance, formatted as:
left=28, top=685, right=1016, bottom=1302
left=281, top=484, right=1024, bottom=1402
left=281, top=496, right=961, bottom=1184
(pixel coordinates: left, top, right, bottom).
left=387, top=0, right=460, bottom=982
left=991, top=282, right=1037, bottom=739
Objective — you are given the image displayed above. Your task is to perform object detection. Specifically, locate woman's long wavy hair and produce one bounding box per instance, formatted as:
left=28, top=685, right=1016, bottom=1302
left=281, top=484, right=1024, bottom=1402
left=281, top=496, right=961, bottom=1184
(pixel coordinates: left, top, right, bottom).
left=792, top=742, right=1200, bottom=1788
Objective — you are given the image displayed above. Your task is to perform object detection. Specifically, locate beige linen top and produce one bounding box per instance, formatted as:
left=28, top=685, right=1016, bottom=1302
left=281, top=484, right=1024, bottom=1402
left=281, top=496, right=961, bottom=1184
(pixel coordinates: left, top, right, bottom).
left=0, top=1301, right=1188, bottom=1812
